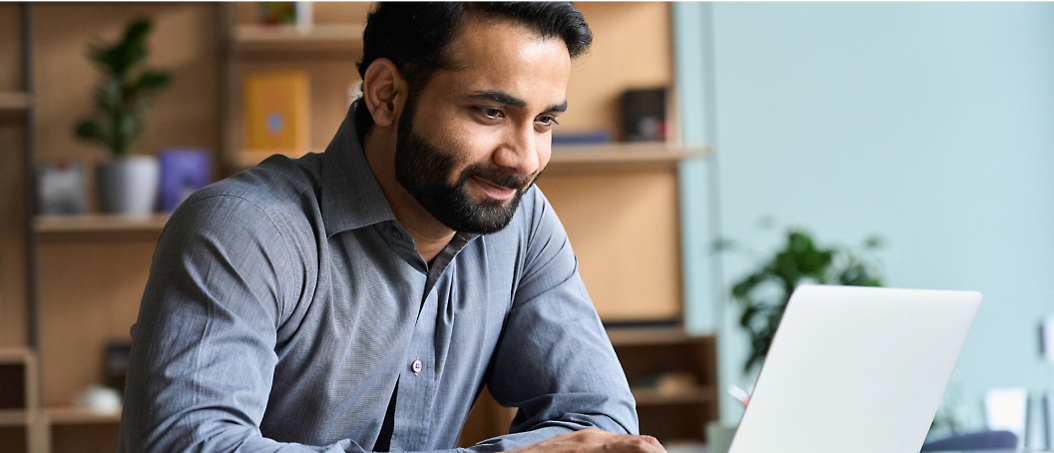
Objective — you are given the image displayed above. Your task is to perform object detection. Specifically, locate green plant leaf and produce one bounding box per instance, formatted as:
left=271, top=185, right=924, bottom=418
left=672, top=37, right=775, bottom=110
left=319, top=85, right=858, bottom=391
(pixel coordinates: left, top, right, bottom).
left=134, top=71, right=170, bottom=91
left=739, top=304, right=759, bottom=328
left=731, top=272, right=767, bottom=300
left=720, top=221, right=887, bottom=374
left=96, top=75, right=122, bottom=114
left=76, top=18, right=170, bottom=156
left=74, top=120, right=106, bottom=141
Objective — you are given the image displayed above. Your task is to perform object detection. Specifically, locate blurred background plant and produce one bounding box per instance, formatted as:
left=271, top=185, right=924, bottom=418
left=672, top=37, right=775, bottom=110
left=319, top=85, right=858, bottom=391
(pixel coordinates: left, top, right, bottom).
left=714, top=220, right=886, bottom=373
left=74, top=18, right=171, bottom=156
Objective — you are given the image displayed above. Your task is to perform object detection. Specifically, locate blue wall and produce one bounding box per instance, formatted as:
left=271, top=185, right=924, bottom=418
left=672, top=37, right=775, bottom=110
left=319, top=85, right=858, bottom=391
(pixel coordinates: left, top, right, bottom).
left=675, top=2, right=1054, bottom=425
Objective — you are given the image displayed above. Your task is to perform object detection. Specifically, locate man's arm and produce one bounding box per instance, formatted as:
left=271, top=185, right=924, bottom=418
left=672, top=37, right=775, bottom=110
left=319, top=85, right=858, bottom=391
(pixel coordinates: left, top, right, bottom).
left=459, top=189, right=665, bottom=453
left=119, top=193, right=361, bottom=453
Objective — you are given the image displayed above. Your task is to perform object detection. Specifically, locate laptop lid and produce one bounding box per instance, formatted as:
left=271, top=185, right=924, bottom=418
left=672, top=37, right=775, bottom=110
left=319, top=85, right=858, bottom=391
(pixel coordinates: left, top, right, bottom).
left=728, top=285, right=981, bottom=453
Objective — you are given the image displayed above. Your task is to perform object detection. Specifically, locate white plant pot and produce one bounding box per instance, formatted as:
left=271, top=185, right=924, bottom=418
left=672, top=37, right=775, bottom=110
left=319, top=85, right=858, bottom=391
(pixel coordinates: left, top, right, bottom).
left=96, top=156, right=159, bottom=215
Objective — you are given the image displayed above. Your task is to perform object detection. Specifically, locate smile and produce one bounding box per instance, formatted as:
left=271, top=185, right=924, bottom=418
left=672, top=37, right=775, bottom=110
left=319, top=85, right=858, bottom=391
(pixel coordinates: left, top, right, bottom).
left=470, top=176, right=517, bottom=201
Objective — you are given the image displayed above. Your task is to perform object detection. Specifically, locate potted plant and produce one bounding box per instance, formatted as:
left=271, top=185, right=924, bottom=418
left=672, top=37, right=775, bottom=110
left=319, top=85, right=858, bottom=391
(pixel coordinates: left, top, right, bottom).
left=74, top=18, right=171, bottom=215
left=716, top=225, right=885, bottom=373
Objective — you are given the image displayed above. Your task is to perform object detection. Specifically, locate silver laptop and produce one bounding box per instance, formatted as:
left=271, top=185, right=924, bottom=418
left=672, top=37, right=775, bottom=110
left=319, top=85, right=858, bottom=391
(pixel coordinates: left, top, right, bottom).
left=728, top=285, right=982, bottom=453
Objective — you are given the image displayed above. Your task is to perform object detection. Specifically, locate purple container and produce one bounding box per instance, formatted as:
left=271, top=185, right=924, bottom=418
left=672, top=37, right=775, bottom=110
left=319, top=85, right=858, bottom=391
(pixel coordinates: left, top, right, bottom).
left=158, top=148, right=213, bottom=213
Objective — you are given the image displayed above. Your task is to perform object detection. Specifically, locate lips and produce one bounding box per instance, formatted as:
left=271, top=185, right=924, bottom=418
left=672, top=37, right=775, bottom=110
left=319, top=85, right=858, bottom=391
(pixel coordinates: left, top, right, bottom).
left=471, top=176, right=517, bottom=200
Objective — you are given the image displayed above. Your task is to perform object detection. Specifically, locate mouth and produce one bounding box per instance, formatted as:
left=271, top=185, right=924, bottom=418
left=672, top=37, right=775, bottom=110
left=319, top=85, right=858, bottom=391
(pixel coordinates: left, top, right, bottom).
left=470, top=176, right=518, bottom=201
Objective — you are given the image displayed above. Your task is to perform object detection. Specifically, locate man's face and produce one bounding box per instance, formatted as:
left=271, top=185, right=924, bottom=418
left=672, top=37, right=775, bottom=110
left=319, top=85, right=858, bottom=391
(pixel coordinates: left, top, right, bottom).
left=394, top=19, right=572, bottom=234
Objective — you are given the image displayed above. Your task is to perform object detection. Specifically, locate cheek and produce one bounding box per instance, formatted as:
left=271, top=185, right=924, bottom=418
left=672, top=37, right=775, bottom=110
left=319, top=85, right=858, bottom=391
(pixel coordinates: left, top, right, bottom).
left=444, top=121, right=501, bottom=164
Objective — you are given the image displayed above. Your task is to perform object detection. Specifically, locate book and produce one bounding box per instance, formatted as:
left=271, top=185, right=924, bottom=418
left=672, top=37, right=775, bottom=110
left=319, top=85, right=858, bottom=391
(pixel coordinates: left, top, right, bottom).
left=159, top=148, right=213, bottom=212
left=243, top=71, right=311, bottom=155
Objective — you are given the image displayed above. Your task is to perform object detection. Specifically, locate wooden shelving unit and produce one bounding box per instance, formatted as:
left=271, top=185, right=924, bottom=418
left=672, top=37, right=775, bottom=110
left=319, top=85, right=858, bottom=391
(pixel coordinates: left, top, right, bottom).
left=631, top=387, right=716, bottom=406
left=0, top=348, right=44, bottom=453
left=44, top=408, right=121, bottom=425
left=609, top=329, right=718, bottom=443
left=222, top=4, right=369, bottom=177
left=0, top=91, right=30, bottom=112
left=548, top=143, right=708, bottom=173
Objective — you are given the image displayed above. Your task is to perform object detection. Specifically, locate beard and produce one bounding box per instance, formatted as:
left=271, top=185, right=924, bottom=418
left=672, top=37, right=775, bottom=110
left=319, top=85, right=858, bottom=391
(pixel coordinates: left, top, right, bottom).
left=394, top=101, right=537, bottom=234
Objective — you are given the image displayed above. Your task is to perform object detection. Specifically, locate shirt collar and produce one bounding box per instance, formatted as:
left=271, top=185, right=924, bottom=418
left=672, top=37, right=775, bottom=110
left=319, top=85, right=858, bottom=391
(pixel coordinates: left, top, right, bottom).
left=320, top=108, right=397, bottom=237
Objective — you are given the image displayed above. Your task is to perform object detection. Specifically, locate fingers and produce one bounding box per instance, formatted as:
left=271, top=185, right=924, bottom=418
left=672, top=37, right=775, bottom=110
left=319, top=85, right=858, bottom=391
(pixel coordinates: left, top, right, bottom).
left=571, top=428, right=667, bottom=453
left=511, top=428, right=667, bottom=453
left=620, top=434, right=666, bottom=453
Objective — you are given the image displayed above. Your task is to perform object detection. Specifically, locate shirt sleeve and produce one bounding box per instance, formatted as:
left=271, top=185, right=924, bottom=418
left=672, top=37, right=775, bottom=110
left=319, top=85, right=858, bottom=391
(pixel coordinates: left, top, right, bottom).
left=462, top=188, right=640, bottom=451
left=118, top=194, right=366, bottom=453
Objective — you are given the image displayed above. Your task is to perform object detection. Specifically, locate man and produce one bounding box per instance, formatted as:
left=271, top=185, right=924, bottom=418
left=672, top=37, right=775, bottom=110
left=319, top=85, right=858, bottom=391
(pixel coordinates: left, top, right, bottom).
left=119, top=3, right=665, bottom=452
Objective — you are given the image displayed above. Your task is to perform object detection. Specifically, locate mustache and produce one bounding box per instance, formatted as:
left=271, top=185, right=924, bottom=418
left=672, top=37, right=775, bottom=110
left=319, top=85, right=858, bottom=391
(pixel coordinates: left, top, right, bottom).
left=461, top=163, right=539, bottom=192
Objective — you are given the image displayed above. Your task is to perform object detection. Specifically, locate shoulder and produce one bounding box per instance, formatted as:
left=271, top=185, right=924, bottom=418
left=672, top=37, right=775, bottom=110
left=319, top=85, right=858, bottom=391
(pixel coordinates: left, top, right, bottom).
left=163, top=155, right=324, bottom=262
left=189, top=155, right=321, bottom=219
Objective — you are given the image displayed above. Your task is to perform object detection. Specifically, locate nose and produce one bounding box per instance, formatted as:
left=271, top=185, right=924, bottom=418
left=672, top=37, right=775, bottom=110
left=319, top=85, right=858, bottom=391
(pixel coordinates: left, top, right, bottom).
left=493, top=122, right=542, bottom=176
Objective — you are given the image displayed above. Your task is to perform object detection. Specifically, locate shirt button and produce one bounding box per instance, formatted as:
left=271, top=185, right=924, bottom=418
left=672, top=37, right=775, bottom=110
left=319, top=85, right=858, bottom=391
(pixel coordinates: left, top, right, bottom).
left=390, top=228, right=402, bottom=240
left=411, top=359, right=422, bottom=374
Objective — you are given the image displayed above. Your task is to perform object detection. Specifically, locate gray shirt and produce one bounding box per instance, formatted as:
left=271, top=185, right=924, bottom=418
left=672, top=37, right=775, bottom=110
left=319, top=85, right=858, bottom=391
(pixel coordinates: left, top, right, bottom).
left=118, top=110, right=637, bottom=453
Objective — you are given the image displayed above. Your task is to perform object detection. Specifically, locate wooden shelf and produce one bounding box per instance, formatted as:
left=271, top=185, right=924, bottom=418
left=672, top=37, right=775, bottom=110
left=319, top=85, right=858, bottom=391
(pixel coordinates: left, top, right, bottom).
left=0, top=409, right=30, bottom=427
left=45, top=408, right=121, bottom=425
left=607, top=326, right=698, bottom=347
left=0, top=91, right=30, bottom=112
left=34, top=214, right=170, bottom=234
left=631, top=387, right=716, bottom=406
left=547, top=143, right=708, bottom=173
left=235, top=24, right=363, bottom=52
left=0, top=348, right=34, bottom=365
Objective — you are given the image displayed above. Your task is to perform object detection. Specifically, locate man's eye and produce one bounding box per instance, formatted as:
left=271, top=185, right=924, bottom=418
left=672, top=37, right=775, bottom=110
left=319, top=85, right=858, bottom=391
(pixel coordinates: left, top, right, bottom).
left=537, top=116, right=560, bottom=126
left=480, top=108, right=503, bottom=119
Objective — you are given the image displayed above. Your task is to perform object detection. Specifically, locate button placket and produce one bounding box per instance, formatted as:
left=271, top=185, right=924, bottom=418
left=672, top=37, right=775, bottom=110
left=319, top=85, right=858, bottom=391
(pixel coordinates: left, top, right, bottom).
left=394, top=288, right=439, bottom=450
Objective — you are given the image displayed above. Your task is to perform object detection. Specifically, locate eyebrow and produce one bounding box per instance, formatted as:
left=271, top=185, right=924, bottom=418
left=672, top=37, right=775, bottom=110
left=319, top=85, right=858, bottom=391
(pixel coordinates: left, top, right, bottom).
left=468, top=90, right=568, bottom=113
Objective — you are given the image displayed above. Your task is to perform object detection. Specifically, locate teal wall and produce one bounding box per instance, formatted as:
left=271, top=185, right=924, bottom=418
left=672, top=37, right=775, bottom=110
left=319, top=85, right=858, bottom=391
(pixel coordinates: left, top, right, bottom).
left=675, top=2, right=1054, bottom=425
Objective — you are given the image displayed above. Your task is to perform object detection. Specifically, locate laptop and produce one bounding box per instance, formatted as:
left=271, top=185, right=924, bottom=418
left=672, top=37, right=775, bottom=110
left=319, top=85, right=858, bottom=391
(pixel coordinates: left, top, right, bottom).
left=728, top=285, right=982, bottom=453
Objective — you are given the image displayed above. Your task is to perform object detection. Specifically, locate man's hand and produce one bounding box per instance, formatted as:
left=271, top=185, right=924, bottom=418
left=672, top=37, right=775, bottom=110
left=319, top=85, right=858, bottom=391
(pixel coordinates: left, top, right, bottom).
left=510, top=428, right=667, bottom=453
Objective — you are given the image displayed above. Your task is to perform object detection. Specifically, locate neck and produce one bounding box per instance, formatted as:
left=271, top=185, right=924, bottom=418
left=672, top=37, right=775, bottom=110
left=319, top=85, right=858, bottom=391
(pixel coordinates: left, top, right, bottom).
left=363, top=127, right=455, bottom=263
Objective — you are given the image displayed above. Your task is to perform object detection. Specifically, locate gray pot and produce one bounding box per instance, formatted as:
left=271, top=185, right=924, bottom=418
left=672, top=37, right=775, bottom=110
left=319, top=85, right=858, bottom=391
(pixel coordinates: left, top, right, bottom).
left=96, top=156, right=159, bottom=214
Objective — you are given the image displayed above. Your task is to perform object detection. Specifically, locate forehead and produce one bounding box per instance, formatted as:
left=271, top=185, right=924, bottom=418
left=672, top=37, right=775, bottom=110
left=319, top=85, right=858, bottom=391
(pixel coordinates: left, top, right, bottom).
left=428, top=19, right=572, bottom=106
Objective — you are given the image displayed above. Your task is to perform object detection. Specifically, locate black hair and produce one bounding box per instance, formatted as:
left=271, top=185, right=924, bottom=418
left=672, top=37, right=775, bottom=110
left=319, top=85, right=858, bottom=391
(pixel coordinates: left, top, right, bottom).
left=353, top=2, right=593, bottom=139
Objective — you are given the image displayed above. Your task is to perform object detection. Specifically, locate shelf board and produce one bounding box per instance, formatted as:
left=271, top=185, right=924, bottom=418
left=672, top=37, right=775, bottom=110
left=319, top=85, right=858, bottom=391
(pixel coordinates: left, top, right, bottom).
left=631, top=387, right=715, bottom=406
left=547, top=142, right=709, bottom=173
left=0, top=91, right=30, bottom=112
left=46, top=407, right=121, bottom=425
left=0, top=409, right=29, bottom=427
left=235, top=24, right=363, bottom=52
left=35, top=214, right=170, bottom=234
left=607, top=326, right=702, bottom=347
left=0, top=347, right=34, bottom=365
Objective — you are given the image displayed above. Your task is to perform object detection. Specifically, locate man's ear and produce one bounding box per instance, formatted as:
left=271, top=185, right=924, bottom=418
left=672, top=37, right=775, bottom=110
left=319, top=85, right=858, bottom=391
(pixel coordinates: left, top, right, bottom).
left=362, top=58, right=408, bottom=128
